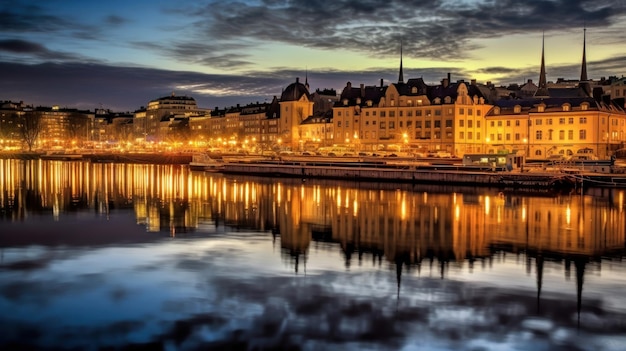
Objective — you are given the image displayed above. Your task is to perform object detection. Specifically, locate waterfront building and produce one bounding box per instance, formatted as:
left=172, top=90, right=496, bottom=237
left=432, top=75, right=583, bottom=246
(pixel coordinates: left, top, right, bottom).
left=278, top=77, right=314, bottom=148
left=484, top=30, right=626, bottom=159
left=333, top=75, right=492, bottom=155
left=134, top=93, right=203, bottom=142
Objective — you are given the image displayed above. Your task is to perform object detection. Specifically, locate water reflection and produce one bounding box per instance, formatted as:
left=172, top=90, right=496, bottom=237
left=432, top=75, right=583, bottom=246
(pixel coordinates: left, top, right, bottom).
left=1, top=159, right=626, bottom=350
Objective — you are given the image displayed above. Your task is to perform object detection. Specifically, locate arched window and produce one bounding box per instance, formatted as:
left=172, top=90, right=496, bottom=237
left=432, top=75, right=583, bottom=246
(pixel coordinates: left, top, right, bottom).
left=535, top=150, right=542, bottom=156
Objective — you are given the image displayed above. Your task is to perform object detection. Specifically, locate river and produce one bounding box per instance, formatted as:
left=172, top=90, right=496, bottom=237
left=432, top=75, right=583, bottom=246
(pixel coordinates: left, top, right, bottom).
left=0, top=159, right=625, bottom=350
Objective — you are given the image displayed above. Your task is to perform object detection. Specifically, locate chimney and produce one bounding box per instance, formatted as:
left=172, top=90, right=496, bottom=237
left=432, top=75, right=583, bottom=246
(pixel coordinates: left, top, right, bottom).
left=360, top=83, right=365, bottom=97
left=380, top=78, right=384, bottom=87
left=471, top=79, right=476, bottom=86
left=447, top=72, right=451, bottom=82
left=296, top=77, right=300, bottom=83
left=442, top=78, right=449, bottom=88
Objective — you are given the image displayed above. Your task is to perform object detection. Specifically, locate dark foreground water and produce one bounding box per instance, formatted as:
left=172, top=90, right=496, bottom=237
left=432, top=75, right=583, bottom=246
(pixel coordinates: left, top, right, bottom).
left=1, top=159, right=625, bottom=350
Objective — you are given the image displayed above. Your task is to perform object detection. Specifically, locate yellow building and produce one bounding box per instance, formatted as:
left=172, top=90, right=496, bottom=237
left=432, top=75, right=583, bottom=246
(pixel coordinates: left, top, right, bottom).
left=278, top=77, right=314, bottom=149
left=333, top=77, right=492, bottom=155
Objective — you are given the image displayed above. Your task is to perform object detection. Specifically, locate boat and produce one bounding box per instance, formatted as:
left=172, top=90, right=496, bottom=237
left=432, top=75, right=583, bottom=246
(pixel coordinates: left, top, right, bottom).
left=189, top=153, right=224, bottom=172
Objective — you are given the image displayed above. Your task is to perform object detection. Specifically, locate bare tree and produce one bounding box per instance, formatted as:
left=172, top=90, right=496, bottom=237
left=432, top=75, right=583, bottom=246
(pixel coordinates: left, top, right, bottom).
left=19, top=111, right=43, bottom=151
left=67, top=112, right=90, bottom=146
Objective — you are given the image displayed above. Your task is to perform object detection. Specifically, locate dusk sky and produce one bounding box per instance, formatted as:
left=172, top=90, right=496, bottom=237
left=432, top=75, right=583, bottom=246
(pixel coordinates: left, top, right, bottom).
left=1, top=0, right=625, bottom=112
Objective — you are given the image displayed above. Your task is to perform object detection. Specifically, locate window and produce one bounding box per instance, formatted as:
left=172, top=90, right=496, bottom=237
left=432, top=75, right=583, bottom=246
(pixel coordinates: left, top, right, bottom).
left=491, top=121, right=495, bottom=127
left=416, top=121, right=422, bottom=128
left=459, top=108, right=465, bottom=115
left=568, top=130, right=573, bottom=140
left=435, top=110, right=441, bottom=116
left=399, top=121, right=403, bottom=128
left=497, top=121, right=502, bottom=127
left=536, top=119, right=542, bottom=126
left=547, top=118, right=552, bottom=125
left=460, top=131, right=465, bottom=139
left=579, top=117, right=586, bottom=124
left=346, top=121, right=349, bottom=127
left=381, top=111, right=386, bottom=117
left=559, top=130, right=564, bottom=140
left=407, top=121, right=412, bottom=127
left=425, top=121, right=431, bottom=128
left=506, top=133, right=511, bottom=141
left=559, top=118, right=565, bottom=124
left=477, top=110, right=481, bottom=116
left=468, top=120, right=473, bottom=128
left=434, top=120, right=441, bottom=128
left=515, top=133, right=520, bottom=141
left=445, top=120, right=452, bottom=128
left=506, top=120, right=511, bottom=127
left=497, top=133, right=502, bottom=141
left=477, top=121, right=481, bottom=128
left=515, top=120, right=520, bottom=126
left=468, top=109, right=473, bottom=116
left=380, top=122, right=386, bottom=129
left=568, top=117, right=574, bottom=124
left=536, top=130, right=542, bottom=140
left=337, top=121, right=342, bottom=127
left=389, top=121, right=395, bottom=129
left=459, top=120, right=465, bottom=127
left=416, top=110, right=422, bottom=116
left=468, top=132, right=473, bottom=139
left=477, top=132, right=481, bottom=140
left=579, top=129, right=586, bottom=140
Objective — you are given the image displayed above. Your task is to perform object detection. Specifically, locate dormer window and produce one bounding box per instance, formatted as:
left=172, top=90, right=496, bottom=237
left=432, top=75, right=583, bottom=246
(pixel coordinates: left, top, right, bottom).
left=367, top=100, right=372, bottom=107
left=343, top=99, right=348, bottom=106
left=514, top=105, right=521, bottom=113
left=562, top=103, right=571, bottom=112
left=538, top=103, right=546, bottom=112
left=444, top=96, right=452, bottom=104
left=581, top=102, right=589, bottom=111
left=356, top=98, right=361, bottom=104
left=411, top=86, right=418, bottom=94
left=434, top=97, right=441, bottom=104
left=493, top=107, right=500, bottom=115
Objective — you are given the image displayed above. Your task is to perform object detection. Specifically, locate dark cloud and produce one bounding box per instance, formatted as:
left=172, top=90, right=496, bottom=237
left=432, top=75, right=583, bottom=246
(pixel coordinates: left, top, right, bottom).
left=0, top=3, right=68, bottom=33
left=0, top=39, right=82, bottom=61
left=158, top=0, right=626, bottom=67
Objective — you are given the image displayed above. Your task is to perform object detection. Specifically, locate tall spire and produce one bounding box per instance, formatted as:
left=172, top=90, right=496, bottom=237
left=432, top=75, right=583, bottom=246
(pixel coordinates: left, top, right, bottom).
left=535, top=32, right=549, bottom=97
left=398, top=40, right=404, bottom=84
left=580, top=27, right=588, bottom=81
left=305, top=67, right=309, bottom=90
left=580, top=27, right=591, bottom=96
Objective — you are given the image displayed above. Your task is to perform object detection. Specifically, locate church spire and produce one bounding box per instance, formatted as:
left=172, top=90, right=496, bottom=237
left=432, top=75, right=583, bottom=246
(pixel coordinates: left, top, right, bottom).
left=581, top=27, right=588, bottom=81
left=305, top=67, right=309, bottom=90
left=398, top=40, right=404, bottom=84
left=580, top=27, right=592, bottom=96
left=535, top=32, right=549, bottom=97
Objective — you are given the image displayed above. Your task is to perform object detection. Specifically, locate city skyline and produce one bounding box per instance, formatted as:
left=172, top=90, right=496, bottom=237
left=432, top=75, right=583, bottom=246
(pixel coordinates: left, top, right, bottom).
left=1, top=0, right=626, bottom=112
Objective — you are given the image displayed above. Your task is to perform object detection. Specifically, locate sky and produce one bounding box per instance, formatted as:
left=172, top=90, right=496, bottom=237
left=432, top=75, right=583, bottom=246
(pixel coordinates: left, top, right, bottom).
left=1, top=0, right=625, bottom=112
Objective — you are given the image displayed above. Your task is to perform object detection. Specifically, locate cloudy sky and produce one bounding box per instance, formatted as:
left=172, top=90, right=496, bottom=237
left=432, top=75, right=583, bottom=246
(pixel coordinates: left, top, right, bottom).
left=1, top=0, right=625, bottom=112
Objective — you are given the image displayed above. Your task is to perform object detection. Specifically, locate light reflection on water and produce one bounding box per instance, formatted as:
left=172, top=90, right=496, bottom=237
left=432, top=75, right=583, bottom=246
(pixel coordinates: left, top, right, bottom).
left=0, top=159, right=625, bottom=350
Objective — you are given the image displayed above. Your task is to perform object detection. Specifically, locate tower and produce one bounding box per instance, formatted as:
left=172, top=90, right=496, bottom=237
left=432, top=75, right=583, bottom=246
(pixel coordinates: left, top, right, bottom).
left=535, top=33, right=550, bottom=98
left=398, top=41, right=404, bottom=84
left=579, top=27, right=592, bottom=96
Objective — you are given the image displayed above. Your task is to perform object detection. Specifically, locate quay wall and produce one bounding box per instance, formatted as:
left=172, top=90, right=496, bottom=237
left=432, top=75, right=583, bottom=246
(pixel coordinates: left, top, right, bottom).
left=222, top=163, right=571, bottom=189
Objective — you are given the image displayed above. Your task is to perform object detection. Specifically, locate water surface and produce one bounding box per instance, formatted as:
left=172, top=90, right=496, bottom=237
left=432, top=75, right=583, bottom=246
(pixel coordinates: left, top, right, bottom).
left=1, top=159, right=625, bottom=350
